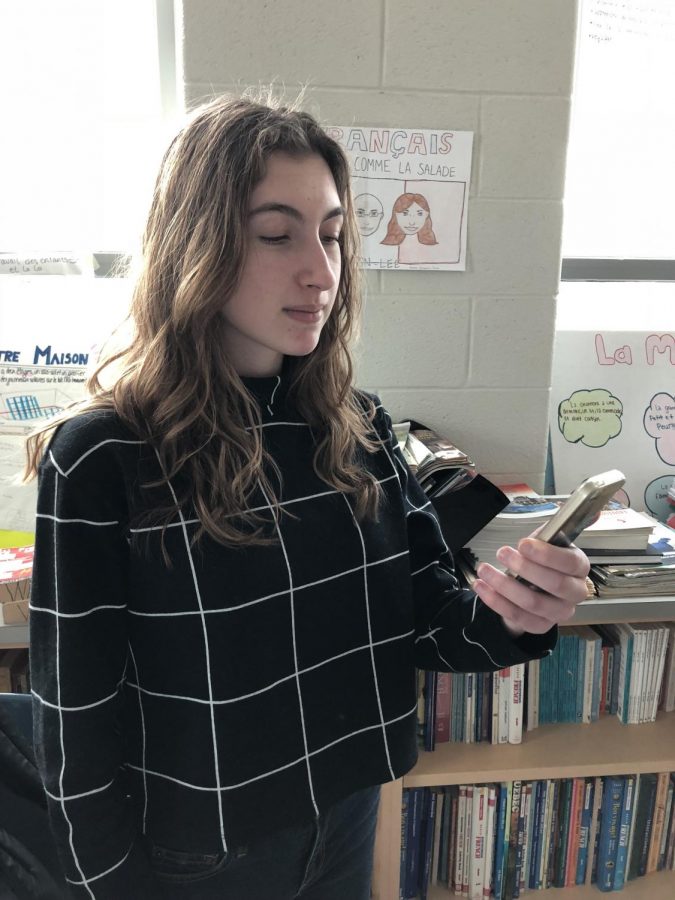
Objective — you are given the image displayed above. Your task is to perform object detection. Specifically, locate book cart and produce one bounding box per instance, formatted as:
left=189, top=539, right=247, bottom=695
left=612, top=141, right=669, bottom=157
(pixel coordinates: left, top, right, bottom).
left=371, top=596, right=675, bottom=900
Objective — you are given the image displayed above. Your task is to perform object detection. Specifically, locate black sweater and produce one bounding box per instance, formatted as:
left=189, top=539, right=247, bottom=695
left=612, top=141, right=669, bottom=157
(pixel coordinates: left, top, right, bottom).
left=30, top=377, right=555, bottom=898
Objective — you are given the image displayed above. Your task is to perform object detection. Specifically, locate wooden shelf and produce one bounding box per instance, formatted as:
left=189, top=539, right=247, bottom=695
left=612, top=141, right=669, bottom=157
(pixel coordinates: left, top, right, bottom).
left=425, top=868, right=675, bottom=899
left=404, top=712, right=675, bottom=787
left=570, top=595, right=675, bottom=624
left=0, top=623, right=29, bottom=647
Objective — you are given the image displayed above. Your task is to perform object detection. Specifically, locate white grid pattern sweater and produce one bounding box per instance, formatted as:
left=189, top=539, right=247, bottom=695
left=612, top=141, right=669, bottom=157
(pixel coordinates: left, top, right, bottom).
left=30, top=377, right=556, bottom=898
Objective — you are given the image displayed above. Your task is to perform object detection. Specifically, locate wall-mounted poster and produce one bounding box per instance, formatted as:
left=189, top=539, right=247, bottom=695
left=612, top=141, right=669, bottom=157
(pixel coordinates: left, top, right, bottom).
left=550, top=328, right=675, bottom=521
left=0, top=276, right=130, bottom=532
left=326, top=126, right=473, bottom=271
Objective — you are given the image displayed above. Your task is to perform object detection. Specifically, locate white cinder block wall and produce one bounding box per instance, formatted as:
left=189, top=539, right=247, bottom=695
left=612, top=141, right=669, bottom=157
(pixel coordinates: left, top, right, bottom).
left=179, top=0, right=578, bottom=489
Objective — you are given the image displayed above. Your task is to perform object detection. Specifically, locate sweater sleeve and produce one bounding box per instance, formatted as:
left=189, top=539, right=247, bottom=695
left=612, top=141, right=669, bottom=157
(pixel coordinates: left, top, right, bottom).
left=29, top=428, right=156, bottom=899
left=375, top=403, right=557, bottom=673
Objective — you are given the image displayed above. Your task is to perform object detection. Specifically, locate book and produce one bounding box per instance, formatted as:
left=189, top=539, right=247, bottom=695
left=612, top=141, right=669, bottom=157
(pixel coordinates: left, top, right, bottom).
left=528, top=780, right=545, bottom=889
left=400, top=424, right=473, bottom=484
left=552, top=778, right=573, bottom=888
left=564, top=777, right=585, bottom=887
left=424, top=670, right=437, bottom=751
left=435, top=671, right=451, bottom=743
left=647, top=771, right=670, bottom=874
left=469, top=786, right=488, bottom=900
left=454, top=785, right=467, bottom=896
left=431, top=788, right=444, bottom=886
left=586, top=776, right=604, bottom=886
left=596, top=775, right=625, bottom=891
left=508, top=663, right=524, bottom=745
left=629, top=773, right=657, bottom=879
left=439, top=786, right=453, bottom=885
left=514, top=781, right=531, bottom=897
left=575, top=777, right=595, bottom=885
left=397, top=421, right=509, bottom=553
left=576, top=506, right=656, bottom=551
left=659, top=623, right=675, bottom=712
left=404, top=788, right=425, bottom=898
left=483, top=785, right=497, bottom=899
left=420, top=788, right=438, bottom=900
left=492, top=782, right=510, bottom=900
left=544, top=779, right=560, bottom=889
left=659, top=773, right=674, bottom=870
left=462, top=785, right=474, bottom=898
left=502, top=780, right=522, bottom=900
left=613, top=774, right=636, bottom=891
left=498, top=668, right=510, bottom=744
left=526, top=658, right=539, bottom=731
left=400, top=790, right=410, bottom=899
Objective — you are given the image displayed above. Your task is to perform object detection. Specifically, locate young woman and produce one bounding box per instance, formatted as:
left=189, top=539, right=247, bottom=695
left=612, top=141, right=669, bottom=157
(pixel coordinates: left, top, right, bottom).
left=26, top=95, right=590, bottom=900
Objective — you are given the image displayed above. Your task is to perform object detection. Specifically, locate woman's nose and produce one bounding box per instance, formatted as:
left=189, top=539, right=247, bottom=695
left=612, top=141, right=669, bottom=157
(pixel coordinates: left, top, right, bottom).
left=298, top=240, right=339, bottom=291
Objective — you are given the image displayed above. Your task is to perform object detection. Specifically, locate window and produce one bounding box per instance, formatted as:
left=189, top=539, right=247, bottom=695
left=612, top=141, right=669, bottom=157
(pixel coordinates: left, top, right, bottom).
left=0, top=0, right=177, bottom=250
left=560, top=0, right=675, bottom=290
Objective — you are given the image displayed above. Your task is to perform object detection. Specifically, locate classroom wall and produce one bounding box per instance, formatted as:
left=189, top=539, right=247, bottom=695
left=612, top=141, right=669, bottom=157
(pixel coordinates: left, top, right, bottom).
left=178, top=0, right=578, bottom=488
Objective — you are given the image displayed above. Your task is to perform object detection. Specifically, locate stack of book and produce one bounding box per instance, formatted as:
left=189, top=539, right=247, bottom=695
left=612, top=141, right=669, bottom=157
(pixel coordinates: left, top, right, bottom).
left=527, top=621, right=675, bottom=728
left=463, top=483, right=659, bottom=569
left=396, top=421, right=475, bottom=498
left=418, top=664, right=526, bottom=750
left=395, top=421, right=509, bottom=553
left=460, top=482, right=675, bottom=600
left=417, top=621, right=675, bottom=746
left=401, top=772, right=675, bottom=899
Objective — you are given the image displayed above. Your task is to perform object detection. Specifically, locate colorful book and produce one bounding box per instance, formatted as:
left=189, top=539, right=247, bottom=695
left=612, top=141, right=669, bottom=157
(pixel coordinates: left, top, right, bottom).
left=508, top=663, right=525, bottom=745
left=483, top=785, right=497, bottom=899
left=596, top=775, right=625, bottom=891
left=613, top=774, right=636, bottom=891
left=502, top=780, right=522, bottom=900
left=492, top=782, right=510, bottom=900
left=469, top=786, right=488, bottom=900
left=575, top=777, right=595, bottom=885
left=435, top=672, right=451, bottom=743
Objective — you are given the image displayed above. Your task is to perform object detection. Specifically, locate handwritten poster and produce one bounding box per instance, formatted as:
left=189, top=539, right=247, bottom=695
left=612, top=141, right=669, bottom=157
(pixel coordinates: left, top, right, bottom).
left=326, top=126, right=473, bottom=271
left=550, top=329, right=675, bottom=521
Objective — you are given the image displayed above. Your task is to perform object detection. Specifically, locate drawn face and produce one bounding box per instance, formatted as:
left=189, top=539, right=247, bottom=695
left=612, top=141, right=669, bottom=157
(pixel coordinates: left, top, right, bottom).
left=395, top=201, right=428, bottom=236
left=222, top=152, right=343, bottom=377
left=354, top=193, right=384, bottom=237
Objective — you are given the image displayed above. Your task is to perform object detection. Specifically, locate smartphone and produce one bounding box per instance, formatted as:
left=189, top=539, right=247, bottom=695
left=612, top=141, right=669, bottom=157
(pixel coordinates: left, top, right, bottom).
left=532, top=469, right=626, bottom=547
left=505, top=469, right=626, bottom=587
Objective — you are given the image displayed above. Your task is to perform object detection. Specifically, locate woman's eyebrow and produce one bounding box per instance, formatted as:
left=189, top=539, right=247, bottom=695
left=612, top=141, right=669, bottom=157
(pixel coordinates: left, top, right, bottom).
left=248, top=202, right=345, bottom=222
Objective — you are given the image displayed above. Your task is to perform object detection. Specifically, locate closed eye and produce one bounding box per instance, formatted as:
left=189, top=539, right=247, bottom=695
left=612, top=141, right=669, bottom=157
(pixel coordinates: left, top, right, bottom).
left=259, top=235, right=288, bottom=244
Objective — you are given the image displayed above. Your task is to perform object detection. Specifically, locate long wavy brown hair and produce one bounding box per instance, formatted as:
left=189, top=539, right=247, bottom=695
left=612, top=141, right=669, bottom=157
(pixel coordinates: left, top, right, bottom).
left=25, top=94, right=382, bottom=545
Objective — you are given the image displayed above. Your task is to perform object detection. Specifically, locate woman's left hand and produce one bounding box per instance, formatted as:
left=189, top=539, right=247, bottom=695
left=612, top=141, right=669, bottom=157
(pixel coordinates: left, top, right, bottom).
left=472, top=536, right=591, bottom=636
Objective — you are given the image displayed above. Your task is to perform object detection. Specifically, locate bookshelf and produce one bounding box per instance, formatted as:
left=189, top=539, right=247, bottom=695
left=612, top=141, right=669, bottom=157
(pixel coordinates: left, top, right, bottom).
left=371, top=596, right=675, bottom=900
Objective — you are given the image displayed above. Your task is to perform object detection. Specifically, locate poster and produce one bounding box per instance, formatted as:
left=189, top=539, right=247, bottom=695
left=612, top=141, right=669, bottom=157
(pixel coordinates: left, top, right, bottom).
left=0, top=276, right=131, bottom=531
left=326, top=126, right=473, bottom=271
left=550, top=329, right=675, bottom=521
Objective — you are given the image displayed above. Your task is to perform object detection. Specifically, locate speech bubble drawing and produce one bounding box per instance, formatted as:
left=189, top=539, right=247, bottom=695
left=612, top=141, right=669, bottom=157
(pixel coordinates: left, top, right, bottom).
left=644, top=474, right=675, bottom=521
left=643, top=392, right=675, bottom=465
left=557, top=389, right=623, bottom=448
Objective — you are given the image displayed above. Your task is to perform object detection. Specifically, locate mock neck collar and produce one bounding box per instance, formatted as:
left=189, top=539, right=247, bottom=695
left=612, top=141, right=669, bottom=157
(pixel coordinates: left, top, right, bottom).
left=240, top=357, right=295, bottom=417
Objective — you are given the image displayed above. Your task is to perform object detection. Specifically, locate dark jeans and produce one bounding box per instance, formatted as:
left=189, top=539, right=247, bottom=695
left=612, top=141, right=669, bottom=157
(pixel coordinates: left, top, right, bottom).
left=148, top=784, right=381, bottom=899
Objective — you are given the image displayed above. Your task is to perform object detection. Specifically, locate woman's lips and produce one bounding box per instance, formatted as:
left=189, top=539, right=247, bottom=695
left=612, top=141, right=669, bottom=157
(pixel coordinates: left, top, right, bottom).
left=283, top=307, right=323, bottom=323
